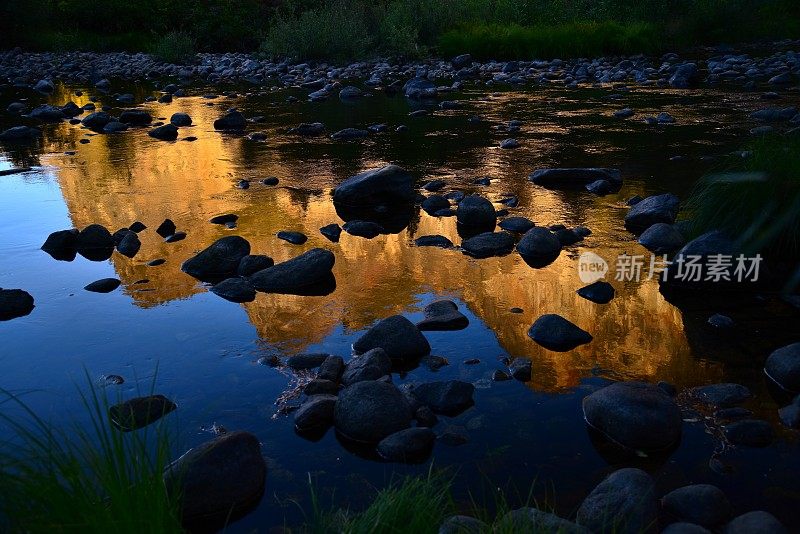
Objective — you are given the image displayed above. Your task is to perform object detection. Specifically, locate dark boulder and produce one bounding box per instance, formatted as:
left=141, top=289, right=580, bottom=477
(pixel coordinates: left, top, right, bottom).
left=249, top=248, right=335, bottom=295
left=377, top=428, right=435, bottom=463
left=456, top=195, right=496, bottom=228
left=332, top=165, right=415, bottom=207
left=334, top=381, right=412, bottom=443
left=417, top=300, right=469, bottom=331
left=662, top=484, right=732, bottom=527
left=723, top=511, right=787, bottom=534
left=638, top=223, right=685, bottom=253
left=277, top=230, right=307, bottom=245
left=81, top=111, right=111, bottom=130
left=290, top=122, right=325, bottom=136
left=517, top=227, right=562, bottom=267
left=119, top=109, right=152, bottom=125
left=624, top=193, right=680, bottom=234
left=421, top=195, right=450, bottom=214
left=0, top=288, right=35, bottom=321
left=343, top=220, right=385, bottom=238
left=577, top=281, right=615, bottom=304
left=509, top=358, right=532, bottom=381
left=320, top=224, right=342, bottom=242
left=439, top=515, right=486, bottom=534
left=170, top=112, right=192, bottom=126
left=116, top=231, right=141, bottom=258
left=84, top=278, right=121, bottom=293
left=353, top=315, right=430, bottom=362
left=164, top=431, right=266, bottom=525
left=583, top=381, right=682, bottom=451
left=149, top=124, right=178, bottom=140
left=660, top=231, right=741, bottom=292
left=76, top=224, right=114, bottom=250
left=461, top=231, right=514, bottom=258
left=528, top=314, right=592, bottom=351
left=210, top=278, right=256, bottom=303
left=331, top=128, right=369, bottom=140
left=576, top=468, right=658, bottom=534
left=29, top=104, right=65, bottom=122
left=318, top=355, right=345, bottom=382
left=214, top=111, right=247, bottom=130
left=294, top=394, right=337, bottom=433
left=237, top=255, right=274, bottom=276
left=414, top=235, right=453, bottom=248
left=156, top=219, right=177, bottom=238
left=181, top=236, right=251, bottom=281
left=41, top=229, right=79, bottom=260
left=764, top=342, right=800, bottom=392
left=342, top=348, right=392, bottom=386
left=0, top=126, right=42, bottom=141
left=408, top=380, right=474, bottom=416
left=109, top=395, right=176, bottom=431
left=499, top=216, right=535, bottom=233
left=669, top=63, right=700, bottom=88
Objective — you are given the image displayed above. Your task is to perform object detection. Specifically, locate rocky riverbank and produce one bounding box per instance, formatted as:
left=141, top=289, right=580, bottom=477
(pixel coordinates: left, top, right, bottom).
left=1, top=40, right=799, bottom=90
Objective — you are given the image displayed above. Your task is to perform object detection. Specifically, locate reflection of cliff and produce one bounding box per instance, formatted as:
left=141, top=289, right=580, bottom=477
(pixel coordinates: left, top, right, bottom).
left=45, top=91, right=723, bottom=391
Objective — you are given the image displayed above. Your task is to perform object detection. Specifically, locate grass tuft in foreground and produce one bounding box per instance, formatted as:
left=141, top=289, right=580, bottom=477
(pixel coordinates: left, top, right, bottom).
left=0, top=377, right=182, bottom=534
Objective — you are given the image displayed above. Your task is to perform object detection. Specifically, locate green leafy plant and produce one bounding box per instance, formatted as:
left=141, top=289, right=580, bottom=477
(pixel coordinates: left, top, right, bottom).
left=149, top=30, right=196, bottom=64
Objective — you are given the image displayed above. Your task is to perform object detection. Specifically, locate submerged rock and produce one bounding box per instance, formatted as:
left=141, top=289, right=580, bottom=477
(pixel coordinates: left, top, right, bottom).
left=81, top=111, right=111, bottom=130
left=333, top=165, right=415, bottom=207
left=583, top=381, right=682, bottom=451
left=287, top=353, right=331, bottom=370
left=164, top=431, right=266, bottom=525
left=416, top=300, right=469, bottom=331
left=118, top=109, right=152, bottom=125
left=109, top=394, right=177, bottom=431
left=688, top=383, right=751, bottom=408
left=277, top=230, right=307, bottom=245
left=249, top=248, right=335, bottom=294
left=723, top=419, right=773, bottom=447
left=181, top=236, right=251, bottom=281
left=41, top=229, right=79, bottom=260
left=334, top=381, right=412, bottom=443
left=353, top=315, right=430, bottom=362
left=0, top=125, right=42, bottom=141
left=0, top=288, right=35, bottom=321
left=528, top=314, right=592, bottom=351
left=343, top=220, right=385, bottom=238
left=319, top=224, right=342, bottom=242
left=499, top=216, right=535, bottom=233
left=170, top=112, right=192, bottom=126
left=407, top=380, right=475, bottom=416
left=576, top=468, right=658, bottom=534
left=377, top=427, right=435, bottom=463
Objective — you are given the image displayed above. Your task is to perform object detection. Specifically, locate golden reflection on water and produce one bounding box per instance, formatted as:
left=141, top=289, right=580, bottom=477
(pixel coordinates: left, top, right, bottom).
left=41, top=84, right=723, bottom=392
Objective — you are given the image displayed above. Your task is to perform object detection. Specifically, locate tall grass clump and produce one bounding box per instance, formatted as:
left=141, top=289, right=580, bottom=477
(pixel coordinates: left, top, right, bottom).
left=684, top=134, right=800, bottom=274
left=439, top=21, right=660, bottom=60
left=150, top=30, right=197, bottom=64
left=309, top=470, right=456, bottom=533
left=0, top=378, right=182, bottom=533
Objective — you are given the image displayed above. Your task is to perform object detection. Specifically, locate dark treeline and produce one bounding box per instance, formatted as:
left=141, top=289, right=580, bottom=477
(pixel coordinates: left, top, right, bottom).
left=2, top=0, right=799, bottom=61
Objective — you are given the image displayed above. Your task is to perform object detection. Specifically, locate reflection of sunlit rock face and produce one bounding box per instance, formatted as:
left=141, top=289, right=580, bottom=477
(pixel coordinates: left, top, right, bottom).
left=42, top=84, right=727, bottom=392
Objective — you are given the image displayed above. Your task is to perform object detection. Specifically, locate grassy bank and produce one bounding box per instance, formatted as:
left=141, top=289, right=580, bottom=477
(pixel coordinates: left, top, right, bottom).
left=0, top=381, right=182, bottom=533
left=2, top=0, right=800, bottom=62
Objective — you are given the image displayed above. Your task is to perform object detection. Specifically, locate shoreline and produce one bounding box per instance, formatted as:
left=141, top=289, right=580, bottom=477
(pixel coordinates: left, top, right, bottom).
left=2, top=40, right=799, bottom=91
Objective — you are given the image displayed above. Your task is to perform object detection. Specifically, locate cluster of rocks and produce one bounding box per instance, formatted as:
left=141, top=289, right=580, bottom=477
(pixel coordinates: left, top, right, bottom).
left=287, top=311, right=477, bottom=462
left=1, top=43, right=798, bottom=89
left=440, top=468, right=788, bottom=533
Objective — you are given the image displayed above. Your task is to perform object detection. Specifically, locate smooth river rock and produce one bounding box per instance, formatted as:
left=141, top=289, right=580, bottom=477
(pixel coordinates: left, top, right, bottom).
left=249, top=248, right=335, bottom=294
left=576, top=468, right=658, bottom=534
left=353, top=315, right=430, bottom=362
left=528, top=314, right=592, bottom=351
left=416, top=300, right=469, bottom=331
left=583, top=381, right=682, bottom=451
left=0, top=288, right=35, bottom=321
left=334, top=381, right=412, bottom=443
left=181, top=236, right=251, bottom=281
left=764, top=342, right=800, bottom=392
left=517, top=227, right=562, bottom=267
left=332, top=165, right=415, bottom=207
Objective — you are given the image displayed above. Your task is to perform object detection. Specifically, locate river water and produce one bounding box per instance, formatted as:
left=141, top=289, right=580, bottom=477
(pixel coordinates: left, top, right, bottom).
left=1, top=80, right=799, bottom=530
